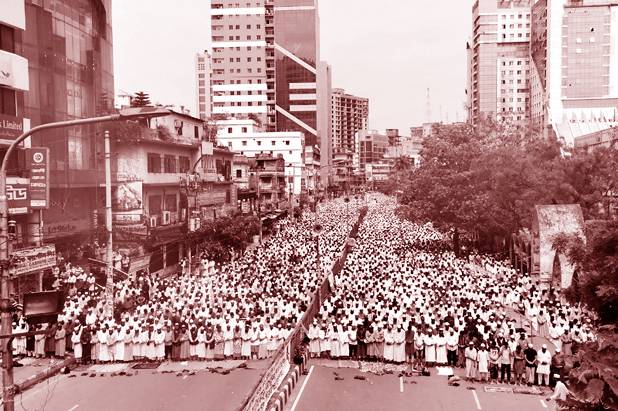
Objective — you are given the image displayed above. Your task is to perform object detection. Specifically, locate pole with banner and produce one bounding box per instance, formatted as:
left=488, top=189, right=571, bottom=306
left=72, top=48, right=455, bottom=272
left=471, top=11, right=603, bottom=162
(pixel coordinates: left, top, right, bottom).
left=104, top=130, right=114, bottom=318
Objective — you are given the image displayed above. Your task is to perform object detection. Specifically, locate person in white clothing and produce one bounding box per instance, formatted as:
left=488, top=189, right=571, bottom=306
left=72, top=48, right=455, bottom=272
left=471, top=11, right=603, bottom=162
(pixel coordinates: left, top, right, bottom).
left=547, top=374, right=569, bottom=411
left=536, top=344, right=552, bottom=386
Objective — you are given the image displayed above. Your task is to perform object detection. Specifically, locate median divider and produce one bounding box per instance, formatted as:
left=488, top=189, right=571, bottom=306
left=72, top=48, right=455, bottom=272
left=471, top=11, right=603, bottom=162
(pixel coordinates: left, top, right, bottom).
left=239, top=206, right=369, bottom=411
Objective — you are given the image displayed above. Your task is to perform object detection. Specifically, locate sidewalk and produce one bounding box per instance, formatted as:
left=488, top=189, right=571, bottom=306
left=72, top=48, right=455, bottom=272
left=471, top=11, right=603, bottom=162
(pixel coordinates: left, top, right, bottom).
left=2, top=355, right=75, bottom=395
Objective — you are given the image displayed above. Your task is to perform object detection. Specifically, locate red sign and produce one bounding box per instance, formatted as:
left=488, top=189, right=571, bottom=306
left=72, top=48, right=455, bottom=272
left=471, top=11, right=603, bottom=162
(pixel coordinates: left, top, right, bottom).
left=6, top=177, right=29, bottom=215
left=0, top=114, right=23, bottom=139
left=25, top=148, right=49, bottom=209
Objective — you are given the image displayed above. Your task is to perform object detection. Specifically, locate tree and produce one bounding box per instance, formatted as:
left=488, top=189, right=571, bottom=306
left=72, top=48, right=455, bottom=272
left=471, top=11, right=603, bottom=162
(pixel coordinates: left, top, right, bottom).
left=131, top=91, right=152, bottom=107
left=552, top=220, right=618, bottom=325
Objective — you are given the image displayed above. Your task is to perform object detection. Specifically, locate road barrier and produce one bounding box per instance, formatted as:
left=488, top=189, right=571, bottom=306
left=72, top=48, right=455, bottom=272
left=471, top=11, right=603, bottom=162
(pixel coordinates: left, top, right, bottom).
left=240, top=206, right=369, bottom=411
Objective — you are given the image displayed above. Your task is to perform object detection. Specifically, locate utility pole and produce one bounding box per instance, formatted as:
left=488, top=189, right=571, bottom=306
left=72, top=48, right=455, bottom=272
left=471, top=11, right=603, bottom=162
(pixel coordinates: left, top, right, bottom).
left=104, top=130, right=114, bottom=318
left=256, top=165, right=262, bottom=244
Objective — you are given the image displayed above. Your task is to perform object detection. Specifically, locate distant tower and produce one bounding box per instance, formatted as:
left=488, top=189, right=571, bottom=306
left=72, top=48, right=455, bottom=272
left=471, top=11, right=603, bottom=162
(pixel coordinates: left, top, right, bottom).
left=426, top=88, right=431, bottom=123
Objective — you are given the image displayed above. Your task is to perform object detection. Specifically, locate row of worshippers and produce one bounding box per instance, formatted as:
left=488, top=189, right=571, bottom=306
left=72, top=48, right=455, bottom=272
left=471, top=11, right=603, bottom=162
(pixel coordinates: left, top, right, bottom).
left=305, top=196, right=596, bottom=384
left=48, top=197, right=366, bottom=363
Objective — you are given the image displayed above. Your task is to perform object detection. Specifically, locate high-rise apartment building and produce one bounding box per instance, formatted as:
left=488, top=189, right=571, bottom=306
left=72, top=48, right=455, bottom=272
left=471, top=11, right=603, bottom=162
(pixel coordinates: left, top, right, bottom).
left=195, top=50, right=212, bottom=120
left=331, top=88, right=369, bottom=153
left=469, top=0, right=532, bottom=125
left=209, top=1, right=330, bottom=152
left=530, top=0, right=618, bottom=144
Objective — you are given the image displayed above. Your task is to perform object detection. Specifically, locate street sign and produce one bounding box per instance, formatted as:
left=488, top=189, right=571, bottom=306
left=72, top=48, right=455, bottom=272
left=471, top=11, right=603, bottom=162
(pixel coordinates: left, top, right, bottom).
left=25, top=147, right=50, bottom=209
left=6, top=176, right=29, bottom=215
left=10, top=244, right=57, bottom=277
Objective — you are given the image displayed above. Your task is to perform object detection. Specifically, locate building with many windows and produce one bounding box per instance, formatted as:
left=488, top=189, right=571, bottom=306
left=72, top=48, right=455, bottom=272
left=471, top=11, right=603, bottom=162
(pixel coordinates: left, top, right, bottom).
left=1, top=0, right=115, bottom=285
left=530, top=0, right=618, bottom=145
left=195, top=50, right=212, bottom=120
left=208, top=0, right=331, bottom=184
left=215, top=118, right=304, bottom=195
left=468, top=0, right=532, bottom=125
left=331, top=88, right=368, bottom=153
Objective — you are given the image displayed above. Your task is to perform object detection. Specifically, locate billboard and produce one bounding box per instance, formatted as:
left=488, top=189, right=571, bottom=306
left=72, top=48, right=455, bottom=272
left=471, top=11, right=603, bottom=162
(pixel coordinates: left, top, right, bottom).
left=25, top=147, right=49, bottom=209
left=6, top=176, right=29, bottom=215
left=11, top=245, right=57, bottom=277
left=113, top=181, right=143, bottom=211
left=0, top=114, right=24, bottom=139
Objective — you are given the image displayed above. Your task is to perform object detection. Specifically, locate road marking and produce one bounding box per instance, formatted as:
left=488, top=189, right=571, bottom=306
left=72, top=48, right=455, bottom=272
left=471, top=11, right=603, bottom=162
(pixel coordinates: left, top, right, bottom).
left=182, top=375, right=188, bottom=380
left=68, top=405, right=79, bottom=411
left=472, top=389, right=482, bottom=410
left=399, top=376, right=404, bottom=393
left=540, top=399, right=548, bottom=408
left=290, top=365, right=314, bottom=411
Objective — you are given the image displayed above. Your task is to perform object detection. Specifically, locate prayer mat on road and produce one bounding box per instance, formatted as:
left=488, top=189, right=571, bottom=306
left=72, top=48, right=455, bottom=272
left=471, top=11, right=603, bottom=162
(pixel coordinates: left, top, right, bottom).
left=513, top=386, right=544, bottom=395
left=132, top=362, right=161, bottom=370
left=484, top=385, right=514, bottom=393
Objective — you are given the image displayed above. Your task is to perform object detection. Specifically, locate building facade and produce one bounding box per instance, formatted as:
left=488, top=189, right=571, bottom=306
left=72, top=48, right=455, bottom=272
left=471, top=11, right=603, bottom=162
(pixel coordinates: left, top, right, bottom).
left=208, top=0, right=331, bottom=180
left=530, top=0, right=618, bottom=145
left=216, top=118, right=304, bottom=194
left=195, top=50, right=212, bottom=120
left=469, top=0, right=532, bottom=125
left=331, top=88, right=369, bottom=154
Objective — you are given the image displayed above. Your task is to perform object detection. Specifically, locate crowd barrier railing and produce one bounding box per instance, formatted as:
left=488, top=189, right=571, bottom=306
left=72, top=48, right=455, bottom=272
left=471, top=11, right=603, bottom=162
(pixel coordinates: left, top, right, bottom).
left=239, top=206, right=369, bottom=411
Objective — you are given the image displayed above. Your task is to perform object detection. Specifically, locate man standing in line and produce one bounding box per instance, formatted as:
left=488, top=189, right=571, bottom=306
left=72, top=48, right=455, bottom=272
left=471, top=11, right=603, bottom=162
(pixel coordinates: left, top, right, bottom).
left=524, top=343, right=538, bottom=386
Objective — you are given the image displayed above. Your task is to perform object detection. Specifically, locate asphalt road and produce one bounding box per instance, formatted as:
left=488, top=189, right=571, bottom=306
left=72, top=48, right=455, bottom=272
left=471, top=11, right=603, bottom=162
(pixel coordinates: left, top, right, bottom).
left=12, top=367, right=261, bottom=411
left=286, top=365, right=554, bottom=411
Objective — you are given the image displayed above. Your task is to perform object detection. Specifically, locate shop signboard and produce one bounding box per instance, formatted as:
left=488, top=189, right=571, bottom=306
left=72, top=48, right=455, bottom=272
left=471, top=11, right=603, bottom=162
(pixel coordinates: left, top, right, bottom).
left=25, top=147, right=49, bottom=209
left=6, top=176, right=29, bottom=215
left=0, top=114, right=23, bottom=139
left=10, top=245, right=56, bottom=277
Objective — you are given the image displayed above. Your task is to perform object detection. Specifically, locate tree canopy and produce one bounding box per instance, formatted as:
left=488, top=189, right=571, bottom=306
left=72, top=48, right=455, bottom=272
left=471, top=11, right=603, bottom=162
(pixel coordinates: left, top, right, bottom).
left=397, top=122, right=617, bottom=251
left=131, top=91, right=152, bottom=107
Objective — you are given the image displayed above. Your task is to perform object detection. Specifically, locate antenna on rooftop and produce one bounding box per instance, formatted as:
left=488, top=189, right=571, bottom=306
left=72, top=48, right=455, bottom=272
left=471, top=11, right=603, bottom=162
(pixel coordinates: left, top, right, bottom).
left=426, top=88, right=431, bottom=123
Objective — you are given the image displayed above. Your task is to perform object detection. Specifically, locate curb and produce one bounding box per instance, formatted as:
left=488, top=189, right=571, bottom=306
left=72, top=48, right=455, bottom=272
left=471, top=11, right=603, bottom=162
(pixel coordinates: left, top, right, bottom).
left=268, top=365, right=301, bottom=411
left=15, top=356, right=76, bottom=394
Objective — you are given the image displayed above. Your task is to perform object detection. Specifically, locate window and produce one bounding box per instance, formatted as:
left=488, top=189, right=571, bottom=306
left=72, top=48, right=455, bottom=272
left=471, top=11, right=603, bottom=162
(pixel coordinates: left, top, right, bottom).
left=236, top=169, right=243, bottom=178
left=0, top=24, right=15, bottom=53
left=0, top=87, right=16, bottom=116
left=165, top=194, right=177, bottom=212
left=257, top=141, right=262, bottom=146
left=285, top=140, right=290, bottom=145
left=164, top=155, right=177, bottom=173
left=228, top=127, right=233, bottom=133
left=242, top=127, right=247, bottom=132
left=179, top=156, right=191, bottom=173
left=271, top=140, right=276, bottom=146
left=147, top=153, right=162, bottom=173
left=194, top=125, right=199, bottom=138
left=149, top=195, right=162, bottom=216
left=242, top=140, right=247, bottom=146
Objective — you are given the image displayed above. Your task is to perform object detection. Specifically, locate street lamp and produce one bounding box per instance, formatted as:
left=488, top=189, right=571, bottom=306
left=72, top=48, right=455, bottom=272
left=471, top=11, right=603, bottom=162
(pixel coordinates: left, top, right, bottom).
left=0, top=106, right=170, bottom=411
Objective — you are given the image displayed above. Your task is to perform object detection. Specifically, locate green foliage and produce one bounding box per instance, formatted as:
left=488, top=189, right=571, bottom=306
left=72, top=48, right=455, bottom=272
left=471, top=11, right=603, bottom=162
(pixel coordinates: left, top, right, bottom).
left=559, top=326, right=618, bottom=411
left=131, top=91, right=152, bottom=107
left=185, top=215, right=260, bottom=263
left=397, top=121, right=618, bottom=251
left=552, top=221, right=618, bottom=325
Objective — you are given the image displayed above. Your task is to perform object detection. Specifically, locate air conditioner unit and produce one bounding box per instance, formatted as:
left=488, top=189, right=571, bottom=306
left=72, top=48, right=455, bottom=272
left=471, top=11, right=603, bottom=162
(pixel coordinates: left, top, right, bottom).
left=162, top=211, right=171, bottom=225
left=174, top=119, right=182, bottom=128
left=149, top=216, right=157, bottom=228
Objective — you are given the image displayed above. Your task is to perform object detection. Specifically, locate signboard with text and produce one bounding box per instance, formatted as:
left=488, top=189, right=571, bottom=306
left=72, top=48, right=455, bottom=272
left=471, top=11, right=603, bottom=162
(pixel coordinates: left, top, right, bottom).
left=11, top=245, right=57, bottom=277
left=0, top=114, right=24, bottom=139
left=6, top=177, right=29, bottom=215
left=25, top=147, right=49, bottom=209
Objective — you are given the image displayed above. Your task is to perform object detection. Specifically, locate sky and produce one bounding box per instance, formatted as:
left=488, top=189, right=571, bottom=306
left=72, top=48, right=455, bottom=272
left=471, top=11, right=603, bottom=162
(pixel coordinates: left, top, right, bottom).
left=112, top=0, right=473, bottom=134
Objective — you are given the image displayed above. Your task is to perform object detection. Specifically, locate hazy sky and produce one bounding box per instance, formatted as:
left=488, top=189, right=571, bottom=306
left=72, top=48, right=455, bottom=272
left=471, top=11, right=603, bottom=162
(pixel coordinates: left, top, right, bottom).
left=112, top=0, right=473, bottom=133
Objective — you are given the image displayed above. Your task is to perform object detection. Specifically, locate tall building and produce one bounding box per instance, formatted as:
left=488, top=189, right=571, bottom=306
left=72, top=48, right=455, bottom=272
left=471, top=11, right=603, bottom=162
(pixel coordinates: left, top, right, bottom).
left=331, top=88, right=369, bottom=153
left=195, top=50, right=212, bottom=120
left=209, top=1, right=330, bottom=166
left=469, top=0, right=532, bottom=125
left=530, top=0, right=618, bottom=145
left=1, top=0, right=114, bottom=291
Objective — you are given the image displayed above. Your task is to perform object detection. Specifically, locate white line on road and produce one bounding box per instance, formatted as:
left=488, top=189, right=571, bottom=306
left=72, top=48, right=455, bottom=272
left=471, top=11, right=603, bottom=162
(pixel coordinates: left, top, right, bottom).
left=182, top=375, right=188, bottom=380
left=290, top=365, right=314, bottom=411
left=399, top=376, right=403, bottom=393
left=67, top=405, right=79, bottom=411
left=472, top=389, right=482, bottom=410
left=540, top=399, right=548, bottom=408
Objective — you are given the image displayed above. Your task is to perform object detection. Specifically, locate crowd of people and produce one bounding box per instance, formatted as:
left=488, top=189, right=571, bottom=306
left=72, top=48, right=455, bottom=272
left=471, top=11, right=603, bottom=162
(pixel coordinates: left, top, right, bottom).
left=13, top=197, right=365, bottom=364
left=306, top=196, right=596, bottom=387
left=12, top=194, right=596, bottom=393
